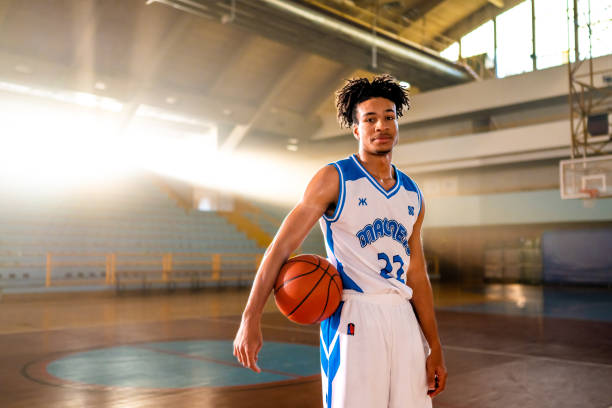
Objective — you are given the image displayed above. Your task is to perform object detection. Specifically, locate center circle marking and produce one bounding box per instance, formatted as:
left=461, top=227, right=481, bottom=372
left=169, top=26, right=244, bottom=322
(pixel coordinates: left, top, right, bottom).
left=45, top=340, right=320, bottom=389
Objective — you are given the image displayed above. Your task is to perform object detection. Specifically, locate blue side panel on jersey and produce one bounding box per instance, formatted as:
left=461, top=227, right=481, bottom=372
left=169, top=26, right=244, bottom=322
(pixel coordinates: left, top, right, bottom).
left=321, top=302, right=344, bottom=408
left=325, top=220, right=362, bottom=293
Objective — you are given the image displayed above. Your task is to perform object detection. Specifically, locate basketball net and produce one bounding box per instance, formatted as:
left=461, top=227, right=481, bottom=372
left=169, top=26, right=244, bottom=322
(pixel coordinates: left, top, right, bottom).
left=580, top=188, right=600, bottom=208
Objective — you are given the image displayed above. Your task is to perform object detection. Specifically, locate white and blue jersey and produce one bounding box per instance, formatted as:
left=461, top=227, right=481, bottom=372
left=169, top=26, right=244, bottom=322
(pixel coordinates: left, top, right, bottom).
left=319, top=154, right=422, bottom=300
left=319, top=154, right=431, bottom=408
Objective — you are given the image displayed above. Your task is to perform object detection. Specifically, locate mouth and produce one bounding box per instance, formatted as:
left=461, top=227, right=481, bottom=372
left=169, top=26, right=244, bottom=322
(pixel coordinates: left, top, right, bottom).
left=373, top=136, right=393, bottom=142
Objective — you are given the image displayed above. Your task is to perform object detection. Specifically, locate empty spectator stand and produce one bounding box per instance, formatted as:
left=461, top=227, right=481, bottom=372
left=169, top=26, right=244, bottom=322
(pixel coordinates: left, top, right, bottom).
left=0, top=173, right=264, bottom=292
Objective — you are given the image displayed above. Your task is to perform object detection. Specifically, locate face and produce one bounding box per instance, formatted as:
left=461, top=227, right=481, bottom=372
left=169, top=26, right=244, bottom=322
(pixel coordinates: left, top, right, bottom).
left=352, top=97, right=399, bottom=156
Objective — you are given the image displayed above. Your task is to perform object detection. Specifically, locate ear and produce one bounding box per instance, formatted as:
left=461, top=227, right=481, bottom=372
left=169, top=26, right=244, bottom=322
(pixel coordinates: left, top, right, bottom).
left=352, top=123, right=359, bottom=141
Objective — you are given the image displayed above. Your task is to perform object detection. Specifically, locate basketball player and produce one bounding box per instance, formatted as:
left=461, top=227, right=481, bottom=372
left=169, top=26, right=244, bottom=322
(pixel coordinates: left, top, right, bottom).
left=233, top=75, right=447, bottom=407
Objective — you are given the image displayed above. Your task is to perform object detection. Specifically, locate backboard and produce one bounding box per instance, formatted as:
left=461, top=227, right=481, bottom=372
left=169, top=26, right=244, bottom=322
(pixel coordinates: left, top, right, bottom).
left=559, top=155, right=612, bottom=199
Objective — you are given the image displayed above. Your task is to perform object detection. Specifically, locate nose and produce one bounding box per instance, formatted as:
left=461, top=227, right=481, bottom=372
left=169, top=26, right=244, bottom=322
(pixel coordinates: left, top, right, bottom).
left=375, top=118, right=389, bottom=132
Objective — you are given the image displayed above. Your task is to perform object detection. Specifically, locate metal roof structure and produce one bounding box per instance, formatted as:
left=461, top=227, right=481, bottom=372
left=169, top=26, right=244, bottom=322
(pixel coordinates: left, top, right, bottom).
left=0, top=0, right=522, bottom=149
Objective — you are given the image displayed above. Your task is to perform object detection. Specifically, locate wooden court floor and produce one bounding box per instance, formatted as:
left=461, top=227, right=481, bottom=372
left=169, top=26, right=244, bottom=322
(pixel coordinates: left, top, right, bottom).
left=1, top=283, right=611, bottom=408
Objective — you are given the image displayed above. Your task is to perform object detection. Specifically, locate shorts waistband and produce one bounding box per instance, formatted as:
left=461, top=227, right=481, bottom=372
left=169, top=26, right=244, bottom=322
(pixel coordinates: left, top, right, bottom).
left=341, top=292, right=408, bottom=305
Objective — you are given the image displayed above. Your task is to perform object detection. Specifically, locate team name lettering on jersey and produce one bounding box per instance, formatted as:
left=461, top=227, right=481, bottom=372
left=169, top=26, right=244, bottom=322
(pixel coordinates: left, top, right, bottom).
left=355, top=218, right=410, bottom=256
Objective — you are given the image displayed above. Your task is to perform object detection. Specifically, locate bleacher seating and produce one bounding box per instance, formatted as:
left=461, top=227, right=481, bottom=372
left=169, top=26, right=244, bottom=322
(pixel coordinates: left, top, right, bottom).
left=0, top=173, right=263, bottom=290
left=245, top=200, right=326, bottom=256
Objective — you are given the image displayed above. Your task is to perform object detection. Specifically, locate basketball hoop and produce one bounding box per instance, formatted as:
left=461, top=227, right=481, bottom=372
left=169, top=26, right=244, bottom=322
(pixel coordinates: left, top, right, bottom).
left=580, top=188, right=600, bottom=198
left=580, top=188, right=600, bottom=208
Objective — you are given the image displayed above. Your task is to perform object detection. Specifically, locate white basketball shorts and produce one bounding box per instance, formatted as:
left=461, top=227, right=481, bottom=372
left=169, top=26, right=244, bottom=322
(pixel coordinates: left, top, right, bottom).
left=320, top=292, right=432, bottom=408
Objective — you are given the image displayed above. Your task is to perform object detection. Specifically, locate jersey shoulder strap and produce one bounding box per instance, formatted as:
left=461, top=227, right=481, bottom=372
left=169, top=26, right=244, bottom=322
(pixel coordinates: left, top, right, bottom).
left=323, top=155, right=366, bottom=222
left=396, top=169, right=423, bottom=216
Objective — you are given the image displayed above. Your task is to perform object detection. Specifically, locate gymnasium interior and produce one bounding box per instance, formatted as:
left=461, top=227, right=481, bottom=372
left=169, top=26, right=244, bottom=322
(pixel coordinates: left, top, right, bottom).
left=0, top=0, right=611, bottom=407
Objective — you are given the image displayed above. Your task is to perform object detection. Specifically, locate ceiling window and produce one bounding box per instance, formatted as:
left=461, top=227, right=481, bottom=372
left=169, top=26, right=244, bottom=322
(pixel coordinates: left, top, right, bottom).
left=576, top=0, right=612, bottom=60
left=535, top=0, right=575, bottom=69
left=496, top=1, right=534, bottom=78
left=439, top=0, right=610, bottom=77
left=461, top=20, right=495, bottom=61
left=440, top=42, right=460, bottom=61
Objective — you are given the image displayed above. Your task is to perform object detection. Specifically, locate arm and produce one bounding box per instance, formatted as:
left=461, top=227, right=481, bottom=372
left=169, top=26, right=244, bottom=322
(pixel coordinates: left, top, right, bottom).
left=405, top=200, right=448, bottom=397
left=233, top=165, right=339, bottom=372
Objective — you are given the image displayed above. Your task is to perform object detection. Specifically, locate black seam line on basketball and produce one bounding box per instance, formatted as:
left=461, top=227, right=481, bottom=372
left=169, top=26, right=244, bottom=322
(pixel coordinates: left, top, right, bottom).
left=322, top=266, right=341, bottom=293
left=322, top=263, right=334, bottom=278
left=284, top=258, right=320, bottom=267
left=312, top=262, right=333, bottom=323
left=274, top=265, right=320, bottom=292
left=287, top=269, right=328, bottom=317
left=313, top=276, right=333, bottom=324
left=330, top=276, right=341, bottom=293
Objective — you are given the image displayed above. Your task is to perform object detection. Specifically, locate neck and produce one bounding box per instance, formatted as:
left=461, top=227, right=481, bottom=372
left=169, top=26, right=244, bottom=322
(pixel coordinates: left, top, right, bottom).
left=356, top=150, right=394, bottom=182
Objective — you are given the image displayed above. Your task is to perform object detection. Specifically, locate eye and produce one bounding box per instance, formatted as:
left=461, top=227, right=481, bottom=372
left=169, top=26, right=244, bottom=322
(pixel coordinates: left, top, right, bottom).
left=367, top=118, right=375, bottom=123
left=386, top=116, right=395, bottom=120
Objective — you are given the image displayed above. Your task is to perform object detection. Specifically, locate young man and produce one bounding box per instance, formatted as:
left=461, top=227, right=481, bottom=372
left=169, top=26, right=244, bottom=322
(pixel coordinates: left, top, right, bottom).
left=233, top=75, right=447, bottom=407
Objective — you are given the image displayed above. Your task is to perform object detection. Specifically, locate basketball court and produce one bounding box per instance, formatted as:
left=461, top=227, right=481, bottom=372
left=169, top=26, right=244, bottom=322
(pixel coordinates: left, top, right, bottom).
left=1, top=0, right=611, bottom=407
left=1, top=285, right=611, bottom=407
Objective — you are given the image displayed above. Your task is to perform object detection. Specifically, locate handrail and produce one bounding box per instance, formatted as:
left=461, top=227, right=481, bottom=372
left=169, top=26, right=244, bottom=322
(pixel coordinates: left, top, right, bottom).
left=43, top=252, right=264, bottom=287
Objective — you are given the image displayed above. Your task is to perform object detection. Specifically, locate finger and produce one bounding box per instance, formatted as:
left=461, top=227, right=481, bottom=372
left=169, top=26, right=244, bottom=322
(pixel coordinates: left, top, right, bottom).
left=237, top=346, right=247, bottom=367
left=250, top=342, right=263, bottom=372
left=430, top=370, right=447, bottom=397
left=436, top=369, right=448, bottom=392
left=426, top=367, right=436, bottom=390
left=245, top=348, right=261, bottom=373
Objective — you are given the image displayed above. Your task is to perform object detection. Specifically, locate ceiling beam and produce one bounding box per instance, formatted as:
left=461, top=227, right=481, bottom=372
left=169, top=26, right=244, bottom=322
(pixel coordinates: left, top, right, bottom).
left=221, top=53, right=311, bottom=151
left=117, top=13, right=195, bottom=132
left=488, top=0, right=505, bottom=8
left=0, top=47, right=316, bottom=130
left=67, top=1, right=100, bottom=89
left=397, top=0, right=448, bottom=47
left=206, top=35, right=259, bottom=97
left=436, top=0, right=524, bottom=45
left=401, top=0, right=447, bottom=27
left=304, top=66, right=356, bottom=119
left=0, top=47, right=253, bottom=120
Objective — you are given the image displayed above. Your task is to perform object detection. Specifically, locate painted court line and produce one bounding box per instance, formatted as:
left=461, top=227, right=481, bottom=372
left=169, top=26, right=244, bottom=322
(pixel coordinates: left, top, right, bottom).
left=204, top=316, right=612, bottom=369
left=135, top=344, right=303, bottom=378
left=443, top=345, right=612, bottom=369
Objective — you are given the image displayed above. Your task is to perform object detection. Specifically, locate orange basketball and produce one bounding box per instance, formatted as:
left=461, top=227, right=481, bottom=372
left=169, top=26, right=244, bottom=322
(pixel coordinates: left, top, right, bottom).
left=274, top=254, right=343, bottom=325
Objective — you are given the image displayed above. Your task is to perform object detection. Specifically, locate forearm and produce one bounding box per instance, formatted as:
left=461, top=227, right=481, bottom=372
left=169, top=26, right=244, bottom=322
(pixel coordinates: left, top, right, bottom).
left=242, top=237, right=293, bottom=321
left=409, top=271, right=442, bottom=350
left=241, top=202, right=321, bottom=322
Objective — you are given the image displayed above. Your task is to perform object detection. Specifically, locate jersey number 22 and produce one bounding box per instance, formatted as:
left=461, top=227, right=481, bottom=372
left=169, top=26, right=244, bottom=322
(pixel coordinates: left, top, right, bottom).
left=377, top=252, right=405, bottom=283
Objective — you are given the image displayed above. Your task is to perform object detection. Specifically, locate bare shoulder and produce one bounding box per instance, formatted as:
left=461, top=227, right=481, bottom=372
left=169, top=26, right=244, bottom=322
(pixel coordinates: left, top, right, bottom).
left=311, top=164, right=339, bottom=187
left=300, top=164, right=340, bottom=211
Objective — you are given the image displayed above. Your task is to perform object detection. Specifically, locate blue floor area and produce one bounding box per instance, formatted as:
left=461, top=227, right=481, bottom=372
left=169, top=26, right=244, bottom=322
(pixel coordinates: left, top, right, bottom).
left=441, top=285, right=612, bottom=322
left=46, top=340, right=320, bottom=389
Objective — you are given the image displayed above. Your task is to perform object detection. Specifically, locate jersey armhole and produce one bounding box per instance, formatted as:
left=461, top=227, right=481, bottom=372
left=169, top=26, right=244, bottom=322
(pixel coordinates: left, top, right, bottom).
left=322, top=162, right=345, bottom=223
left=416, top=182, right=423, bottom=217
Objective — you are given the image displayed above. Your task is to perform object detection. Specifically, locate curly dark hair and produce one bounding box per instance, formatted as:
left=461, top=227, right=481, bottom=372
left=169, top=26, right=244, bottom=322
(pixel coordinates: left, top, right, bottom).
left=335, top=74, right=410, bottom=128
